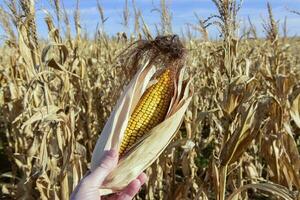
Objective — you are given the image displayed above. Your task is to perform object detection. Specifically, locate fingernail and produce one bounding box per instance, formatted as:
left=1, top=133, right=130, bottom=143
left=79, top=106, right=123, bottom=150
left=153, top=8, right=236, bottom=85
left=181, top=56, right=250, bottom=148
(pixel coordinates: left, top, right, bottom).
left=141, top=173, right=148, bottom=181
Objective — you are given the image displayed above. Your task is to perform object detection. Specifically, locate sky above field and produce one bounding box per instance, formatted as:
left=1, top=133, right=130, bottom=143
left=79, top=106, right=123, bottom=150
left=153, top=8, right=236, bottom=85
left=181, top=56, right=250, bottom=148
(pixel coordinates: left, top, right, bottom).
left=0, top=0, right=300, bottom=39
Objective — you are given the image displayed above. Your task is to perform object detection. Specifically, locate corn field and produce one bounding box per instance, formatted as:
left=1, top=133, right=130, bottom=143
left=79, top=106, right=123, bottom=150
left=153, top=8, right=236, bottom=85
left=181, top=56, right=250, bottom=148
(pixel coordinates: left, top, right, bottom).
left=0, top=0, right=300, bottom=199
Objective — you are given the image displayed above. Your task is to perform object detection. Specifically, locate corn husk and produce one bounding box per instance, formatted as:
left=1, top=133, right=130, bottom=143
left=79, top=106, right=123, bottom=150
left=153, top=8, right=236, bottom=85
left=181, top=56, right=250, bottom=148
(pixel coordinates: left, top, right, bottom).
left=91, top=60, right=192, bottom=194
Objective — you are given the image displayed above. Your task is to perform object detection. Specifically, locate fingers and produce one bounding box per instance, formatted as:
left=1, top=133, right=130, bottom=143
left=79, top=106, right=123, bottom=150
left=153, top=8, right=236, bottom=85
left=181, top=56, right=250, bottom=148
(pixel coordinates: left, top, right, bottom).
left=83, top=149, right=118, bottom=187
left=137, top=173, right=147, bottom=185
left=116, top=173, right=148, bottom=200
left=117, top=180, right=141, bottom=200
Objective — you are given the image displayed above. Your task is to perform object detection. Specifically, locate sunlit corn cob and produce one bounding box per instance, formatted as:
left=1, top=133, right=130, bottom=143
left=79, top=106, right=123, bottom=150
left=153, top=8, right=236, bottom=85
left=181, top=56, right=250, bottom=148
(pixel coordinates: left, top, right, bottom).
left=119, top=68, right=175, bottom=156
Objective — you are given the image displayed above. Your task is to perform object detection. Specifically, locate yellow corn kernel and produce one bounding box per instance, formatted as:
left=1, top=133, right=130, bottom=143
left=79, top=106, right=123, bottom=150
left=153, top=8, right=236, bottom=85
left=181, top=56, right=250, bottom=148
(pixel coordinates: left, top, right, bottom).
left=119, top=69, right=175, bottom=156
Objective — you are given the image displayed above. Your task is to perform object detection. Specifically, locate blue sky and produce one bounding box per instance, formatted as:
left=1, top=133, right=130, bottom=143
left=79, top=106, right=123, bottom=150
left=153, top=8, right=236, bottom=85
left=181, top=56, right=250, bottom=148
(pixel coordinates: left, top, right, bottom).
left=0, top=0, right=300, bottom=39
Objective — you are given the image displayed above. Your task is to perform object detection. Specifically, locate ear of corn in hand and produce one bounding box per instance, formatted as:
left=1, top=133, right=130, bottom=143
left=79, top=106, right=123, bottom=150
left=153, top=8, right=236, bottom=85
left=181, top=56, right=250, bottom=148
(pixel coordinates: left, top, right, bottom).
left=90, top=35, right=192, bottom=195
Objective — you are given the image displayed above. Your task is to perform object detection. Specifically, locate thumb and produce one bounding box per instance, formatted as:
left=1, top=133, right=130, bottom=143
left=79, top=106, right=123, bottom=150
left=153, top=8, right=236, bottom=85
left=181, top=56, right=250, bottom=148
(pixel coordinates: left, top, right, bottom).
left=85, top=149, right=118, bottom=187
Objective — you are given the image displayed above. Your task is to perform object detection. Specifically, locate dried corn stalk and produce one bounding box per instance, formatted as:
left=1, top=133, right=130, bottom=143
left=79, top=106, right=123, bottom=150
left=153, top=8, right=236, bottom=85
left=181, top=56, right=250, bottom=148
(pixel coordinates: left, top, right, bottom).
left=91, top=35, right=192, bottom=194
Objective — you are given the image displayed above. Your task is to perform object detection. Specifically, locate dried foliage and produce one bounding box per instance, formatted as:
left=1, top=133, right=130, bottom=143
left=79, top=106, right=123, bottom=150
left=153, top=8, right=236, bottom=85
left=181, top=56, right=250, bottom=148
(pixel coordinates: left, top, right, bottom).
left=0, top=0, right=300, bottom=200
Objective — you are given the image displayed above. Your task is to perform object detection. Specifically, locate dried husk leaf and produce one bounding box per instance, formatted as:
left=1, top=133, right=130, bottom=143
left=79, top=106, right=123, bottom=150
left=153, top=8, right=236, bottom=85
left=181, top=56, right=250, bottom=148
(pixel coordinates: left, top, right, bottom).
left=100, top=96, right=191, bottom=194
left=91, top=60, right=156, bottom=170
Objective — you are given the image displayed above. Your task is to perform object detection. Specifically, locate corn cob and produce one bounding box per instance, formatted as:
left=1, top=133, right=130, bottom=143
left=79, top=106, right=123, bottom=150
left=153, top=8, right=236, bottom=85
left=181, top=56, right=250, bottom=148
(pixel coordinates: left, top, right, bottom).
left=119, top=68, right=175, bottom=156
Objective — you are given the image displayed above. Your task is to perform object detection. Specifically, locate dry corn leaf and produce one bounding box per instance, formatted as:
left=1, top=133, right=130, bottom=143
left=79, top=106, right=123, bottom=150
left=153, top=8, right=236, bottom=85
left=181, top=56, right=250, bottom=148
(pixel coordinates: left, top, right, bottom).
left=228, top=99, right=269, bottom=164
left=281, top=129, right=300, bottom=189
left=36, top=173, right=51, bottom=200
left=19, top=105, right=62, bottom=129
left=18, top=25, right=34, bottom=75
left=227, top=183, right=296, bottom=200
left=41, top=43, right=68, bottom=64
left=220, top=101, right=258, bottom=166
left=274, top=74, right=294, bottom=98
left=221, top=76, right=256, bottom=117
left=290, top=92, right=300, bottom=129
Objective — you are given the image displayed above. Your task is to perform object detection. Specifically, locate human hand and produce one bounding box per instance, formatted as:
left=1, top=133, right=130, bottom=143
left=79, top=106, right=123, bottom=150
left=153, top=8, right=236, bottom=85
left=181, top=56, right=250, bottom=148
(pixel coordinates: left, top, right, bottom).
left=70, top=149, right=147, bottom=200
